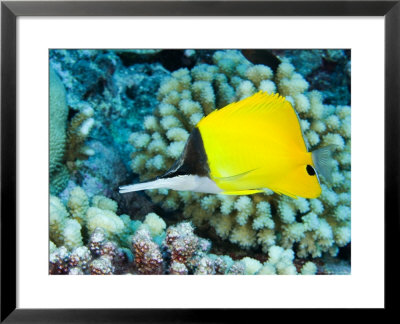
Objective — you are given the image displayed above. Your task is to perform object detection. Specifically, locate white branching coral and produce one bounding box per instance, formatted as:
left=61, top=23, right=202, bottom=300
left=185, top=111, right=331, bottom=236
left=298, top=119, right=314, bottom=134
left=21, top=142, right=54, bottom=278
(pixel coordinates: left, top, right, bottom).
left=66, top=106, right=96, bottom=162
left=300, top=261, right=318, bottom=275
left=50, top=187, right=132, bottom=250
left=128, top=50, right=351, bottom=260
left=92, top=195, right=118, bottom=213
left=258, top=246, right=298, bottom=275
left=67, top=186, right=89, bottom=226
left=143, top=212, right=167, bottom=237
left=242, top=257, right=263, bottom=275
left=86, top=207, right=124, bottom=236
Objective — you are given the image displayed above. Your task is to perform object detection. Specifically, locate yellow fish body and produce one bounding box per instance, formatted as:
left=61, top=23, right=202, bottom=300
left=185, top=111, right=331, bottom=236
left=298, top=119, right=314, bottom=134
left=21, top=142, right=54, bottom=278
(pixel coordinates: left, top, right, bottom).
left=120, top=91, right=333, bottom=199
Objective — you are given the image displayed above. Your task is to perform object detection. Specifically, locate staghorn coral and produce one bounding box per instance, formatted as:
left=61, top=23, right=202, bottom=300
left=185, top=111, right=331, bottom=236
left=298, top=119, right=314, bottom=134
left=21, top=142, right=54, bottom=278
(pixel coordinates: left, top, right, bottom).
left=127, top=50, right=351, bottom=261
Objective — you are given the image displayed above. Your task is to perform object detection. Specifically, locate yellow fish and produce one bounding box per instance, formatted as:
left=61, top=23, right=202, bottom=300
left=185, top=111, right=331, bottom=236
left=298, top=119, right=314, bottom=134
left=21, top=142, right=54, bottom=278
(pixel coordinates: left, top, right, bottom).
left=120, top=91, right=334, bottom=199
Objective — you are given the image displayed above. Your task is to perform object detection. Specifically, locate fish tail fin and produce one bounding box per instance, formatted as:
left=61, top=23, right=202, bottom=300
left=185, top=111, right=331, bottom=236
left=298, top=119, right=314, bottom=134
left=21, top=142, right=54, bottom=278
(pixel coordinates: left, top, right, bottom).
left=119, top=178, right=171, bottom=194
left=311, top=145, right=338, bottom=183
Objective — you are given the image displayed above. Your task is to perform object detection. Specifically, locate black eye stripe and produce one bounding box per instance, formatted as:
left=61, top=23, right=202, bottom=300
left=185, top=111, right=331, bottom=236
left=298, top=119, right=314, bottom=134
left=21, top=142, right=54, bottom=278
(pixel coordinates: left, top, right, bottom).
left=306, top=165, right=316, bottom=176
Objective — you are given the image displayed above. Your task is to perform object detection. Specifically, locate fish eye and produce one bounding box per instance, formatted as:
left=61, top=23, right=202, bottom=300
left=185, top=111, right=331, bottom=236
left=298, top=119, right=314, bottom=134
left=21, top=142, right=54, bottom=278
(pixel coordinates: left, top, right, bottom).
left=306, top=165, right=316, bottom=176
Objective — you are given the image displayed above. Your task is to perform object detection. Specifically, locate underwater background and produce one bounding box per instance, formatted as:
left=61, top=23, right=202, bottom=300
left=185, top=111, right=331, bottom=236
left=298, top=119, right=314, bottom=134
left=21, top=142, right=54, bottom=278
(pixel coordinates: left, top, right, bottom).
left=49, top=49, right=351, bottom=275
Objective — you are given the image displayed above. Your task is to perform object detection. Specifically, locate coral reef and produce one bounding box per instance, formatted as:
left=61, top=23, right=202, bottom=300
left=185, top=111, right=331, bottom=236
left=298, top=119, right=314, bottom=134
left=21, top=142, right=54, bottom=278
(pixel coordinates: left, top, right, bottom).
left=50, top=49, right=171, bottom=206
left=50, top=186, right=317, bottom=275
left=50, top=50, right=169, bottom=169
left=49, top=66, right=96, bottom=195
left=270, top=49, right=350, bottom=105
left=128, top=50, right=351, bottom=260
left=49, top=49, right=351, bottom=275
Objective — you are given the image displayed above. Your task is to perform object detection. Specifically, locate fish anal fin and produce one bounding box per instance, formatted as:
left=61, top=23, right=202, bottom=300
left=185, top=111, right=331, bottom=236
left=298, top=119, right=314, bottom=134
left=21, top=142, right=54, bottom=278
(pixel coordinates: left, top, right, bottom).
left=221, top=189, right=264, bottom=195
left=268, top=186, right=298, bottom=199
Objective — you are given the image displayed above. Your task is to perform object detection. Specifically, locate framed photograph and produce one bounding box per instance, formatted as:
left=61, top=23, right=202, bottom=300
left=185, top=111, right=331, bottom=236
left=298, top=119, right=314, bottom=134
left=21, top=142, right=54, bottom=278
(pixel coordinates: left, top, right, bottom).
left=1, top=0, right=398, bottom=321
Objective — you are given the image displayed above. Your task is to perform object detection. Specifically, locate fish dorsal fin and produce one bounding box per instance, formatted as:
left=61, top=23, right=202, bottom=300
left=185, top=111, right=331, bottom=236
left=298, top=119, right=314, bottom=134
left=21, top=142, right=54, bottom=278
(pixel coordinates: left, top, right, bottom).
left=197, top=91, right=307, bottom=154
left=199, top=91, right=288, bottom=124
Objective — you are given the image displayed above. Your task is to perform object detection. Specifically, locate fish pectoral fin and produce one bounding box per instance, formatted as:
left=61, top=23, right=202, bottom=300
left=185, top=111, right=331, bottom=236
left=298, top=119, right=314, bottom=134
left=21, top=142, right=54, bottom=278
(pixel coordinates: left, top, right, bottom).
left=213, top=169, right=257, bottom=182
left=268, top=186, right=298, bottom=199
left=221, top=189, right=264, bottom=195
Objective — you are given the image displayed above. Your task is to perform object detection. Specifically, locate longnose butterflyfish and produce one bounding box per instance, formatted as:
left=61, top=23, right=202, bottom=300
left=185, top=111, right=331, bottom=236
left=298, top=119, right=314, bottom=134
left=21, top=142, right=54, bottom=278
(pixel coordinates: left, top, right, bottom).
left=120, top=91, right=335, bottom=199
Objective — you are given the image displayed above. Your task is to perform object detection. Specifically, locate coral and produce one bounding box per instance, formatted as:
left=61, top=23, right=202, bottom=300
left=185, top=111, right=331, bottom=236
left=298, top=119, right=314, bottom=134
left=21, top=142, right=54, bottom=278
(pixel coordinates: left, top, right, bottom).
left=242, top=257, right=263, bottom=275
left=258, top=246, right=298, bottom=275
left=67, top=186, right=89, bottom=225
left=143, top=212, right=166, bottom=237
left=89, top=256, right=114, bottom=275
left=164, top=222, right=199, bottom=265
left=49, top=187, right=248, bottom=275
left=169, top=261, right=189, bottom=275
left=211, top=255, right=234, bottom=274
left=50, top=195, right=69, bottom=245
left=50, top=49, right=172, bottom=216
left=226, top=261, right=245, bottom=275
left=49, top=246, right=70, bottom=274
left=49, top=64, right=96, bottom=194
left=162, top=221, right=245, bottom=275
left=62, top=219, right=83, bottom=249
left=50, top=186, right=327, bottom=275
left=193, top=256, right=215, bottom=275
left=132, top=227, right=163, bottom=274
left=50, top=188, right=133, bottom=274
left=127, top=49, right=351, bottom=261
left=92, top=195, right=118, bottom=213
left=68, top=246, right=92, bottom=271
left=270, top=49, right=350, bottom=105
left=50, top=49, right=169, bottom=170
left=52, top=187, right=132, bottom=244
left=86, top=207, right=124, bottom=236
left=66, top=106, right=96, bottom=163
left=88, top=227, right=108, bottom=256
left=60, top=140, right=133, bottom=202
left=49, top=68, right=69, bottom=194
left=300, top=261, right=318, bottom=275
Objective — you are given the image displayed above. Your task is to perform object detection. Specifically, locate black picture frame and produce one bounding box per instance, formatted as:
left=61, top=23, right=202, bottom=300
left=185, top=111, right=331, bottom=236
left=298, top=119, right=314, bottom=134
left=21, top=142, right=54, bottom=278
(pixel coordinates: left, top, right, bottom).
left=1, top=0, right=398, bottom=322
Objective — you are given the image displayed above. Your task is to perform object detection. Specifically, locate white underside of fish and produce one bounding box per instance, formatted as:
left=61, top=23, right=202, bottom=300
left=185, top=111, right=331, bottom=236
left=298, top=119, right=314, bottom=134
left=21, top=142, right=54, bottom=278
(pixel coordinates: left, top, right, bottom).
left=119, top=175, right=223, bottom=194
